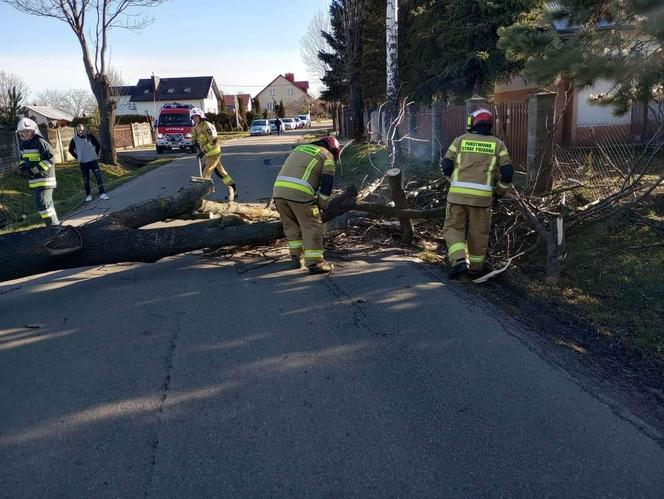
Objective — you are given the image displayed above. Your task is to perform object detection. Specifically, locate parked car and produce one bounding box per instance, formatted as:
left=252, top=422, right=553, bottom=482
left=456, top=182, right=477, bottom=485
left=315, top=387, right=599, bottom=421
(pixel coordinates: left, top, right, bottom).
left=282, top=118, right=297, bottom=130
left=293, top=117, right=303, bottom=129
left=297, top=114, right=311, bottom=128
left=250, top=119, right=271, bottom=136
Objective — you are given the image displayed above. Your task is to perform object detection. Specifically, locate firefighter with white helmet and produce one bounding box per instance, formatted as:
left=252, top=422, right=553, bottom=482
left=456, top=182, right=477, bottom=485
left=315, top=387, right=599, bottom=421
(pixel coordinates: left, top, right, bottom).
left=16, top=117, right=59, bottom=226
left=190, top=107, right=237, bottom=199
left=440, top=108, right=514, bottom=278
left=272, top=136, right=339, bottom=274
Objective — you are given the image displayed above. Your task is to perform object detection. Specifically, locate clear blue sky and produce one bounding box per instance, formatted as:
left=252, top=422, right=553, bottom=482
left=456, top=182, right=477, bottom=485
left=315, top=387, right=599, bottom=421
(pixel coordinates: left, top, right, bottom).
left=0, top=0, right=331, bottom=97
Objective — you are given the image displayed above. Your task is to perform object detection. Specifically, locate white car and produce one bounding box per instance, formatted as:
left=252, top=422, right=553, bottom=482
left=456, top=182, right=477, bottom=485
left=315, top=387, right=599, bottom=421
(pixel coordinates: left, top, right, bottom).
left=282, top=118, right=297, bottom=130
left=250, top=119, right=271, bottom=136
left=297, top=114, right=311, bottom=127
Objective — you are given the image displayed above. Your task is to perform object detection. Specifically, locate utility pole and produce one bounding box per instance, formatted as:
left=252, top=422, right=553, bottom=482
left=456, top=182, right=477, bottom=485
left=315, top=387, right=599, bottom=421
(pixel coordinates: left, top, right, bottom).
left=385, top=0, right=399, bottom=142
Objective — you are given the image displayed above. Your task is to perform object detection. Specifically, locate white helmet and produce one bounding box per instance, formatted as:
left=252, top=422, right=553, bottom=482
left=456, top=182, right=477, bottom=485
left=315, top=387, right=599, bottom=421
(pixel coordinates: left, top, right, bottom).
left=17, top=117, right=39, bottom=133
left=190, top=107, right=206, bottom=120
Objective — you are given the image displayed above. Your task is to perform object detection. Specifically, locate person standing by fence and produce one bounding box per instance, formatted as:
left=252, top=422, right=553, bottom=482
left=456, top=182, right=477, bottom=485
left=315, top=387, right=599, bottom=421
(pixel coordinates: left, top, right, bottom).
left=68, top=124, right=109, bottom=202
left=16, top=118, right=59, bottom=226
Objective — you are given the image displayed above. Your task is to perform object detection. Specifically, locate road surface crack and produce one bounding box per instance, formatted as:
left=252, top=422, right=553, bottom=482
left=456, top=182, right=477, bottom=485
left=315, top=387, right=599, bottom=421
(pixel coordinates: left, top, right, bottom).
left=143, top=317, right=180, bottom=497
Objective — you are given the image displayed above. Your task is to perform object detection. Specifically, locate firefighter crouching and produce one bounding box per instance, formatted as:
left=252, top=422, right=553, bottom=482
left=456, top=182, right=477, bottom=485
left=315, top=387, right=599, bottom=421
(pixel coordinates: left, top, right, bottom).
left=17, top=118, right=59, bottom=226
left=273, top=136, right=340, bottom=274
left=190, top=108, right=238, bottom=199
left=441, top=109, right=514, bottom=278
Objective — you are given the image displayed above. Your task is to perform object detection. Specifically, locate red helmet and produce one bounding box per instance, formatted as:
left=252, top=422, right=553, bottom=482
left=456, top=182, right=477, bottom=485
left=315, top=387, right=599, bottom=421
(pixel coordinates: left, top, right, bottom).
left=319, top=135, right=340, bottom=159
left=467, top=108, right=494, bottom=131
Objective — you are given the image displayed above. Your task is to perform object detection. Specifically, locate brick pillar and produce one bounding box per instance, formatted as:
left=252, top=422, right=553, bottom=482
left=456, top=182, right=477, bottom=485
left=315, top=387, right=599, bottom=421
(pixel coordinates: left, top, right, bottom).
left=527, top=91, right=556, bottom=194
left=465, top=94, right=488, bottom=116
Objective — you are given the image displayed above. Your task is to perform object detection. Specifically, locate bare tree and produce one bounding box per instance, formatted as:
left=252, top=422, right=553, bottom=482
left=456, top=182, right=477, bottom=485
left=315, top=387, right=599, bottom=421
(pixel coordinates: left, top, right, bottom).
left=37, top=88, right=96, bottom=118
left=300, top=8, right=331, bottom=81
left=0, top=70, right=29, bottom=112
left=2, top=0, right=167, bottom=164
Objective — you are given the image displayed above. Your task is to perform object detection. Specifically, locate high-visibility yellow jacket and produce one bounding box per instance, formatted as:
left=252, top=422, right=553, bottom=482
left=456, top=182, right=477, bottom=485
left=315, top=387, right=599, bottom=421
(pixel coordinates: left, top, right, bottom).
left=19, top=135, right=57, bottom=189
left=444, top=133, right=512, bottom=207
left=272, top=144, right=336, bottom=208
left=192, top=120, right=221, bottom=157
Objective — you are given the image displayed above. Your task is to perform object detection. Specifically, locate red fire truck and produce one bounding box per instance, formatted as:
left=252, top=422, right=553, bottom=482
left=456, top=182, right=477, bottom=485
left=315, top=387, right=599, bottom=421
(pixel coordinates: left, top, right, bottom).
left=155, top=103, right=195, bottom=154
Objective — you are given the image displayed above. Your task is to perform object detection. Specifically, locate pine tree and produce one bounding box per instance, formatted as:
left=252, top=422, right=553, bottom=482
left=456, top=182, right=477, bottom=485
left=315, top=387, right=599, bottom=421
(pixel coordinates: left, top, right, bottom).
left=400, top=0, right=535, bottom=103
left=498, top=0, right=664, bottom=114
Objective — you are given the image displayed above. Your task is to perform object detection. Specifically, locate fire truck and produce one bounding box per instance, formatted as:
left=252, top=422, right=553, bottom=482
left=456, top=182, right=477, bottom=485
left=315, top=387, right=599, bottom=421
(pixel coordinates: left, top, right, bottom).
left=155, top=103, right=195, bottom=153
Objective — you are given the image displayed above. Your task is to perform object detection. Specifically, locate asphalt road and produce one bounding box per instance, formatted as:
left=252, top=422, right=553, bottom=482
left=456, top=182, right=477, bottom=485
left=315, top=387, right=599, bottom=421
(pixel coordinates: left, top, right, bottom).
left=1, top=125, right=663, bottom=497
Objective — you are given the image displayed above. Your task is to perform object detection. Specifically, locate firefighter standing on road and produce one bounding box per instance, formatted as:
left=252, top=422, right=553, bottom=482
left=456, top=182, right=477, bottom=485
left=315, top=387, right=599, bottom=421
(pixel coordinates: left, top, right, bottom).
left=273, top=136, right=339, bottom=274
left=16, top=118, right=59, bottom=226
left=190, top=108, right=237, bottom=199
left=441, top=109, right=514, bottom=278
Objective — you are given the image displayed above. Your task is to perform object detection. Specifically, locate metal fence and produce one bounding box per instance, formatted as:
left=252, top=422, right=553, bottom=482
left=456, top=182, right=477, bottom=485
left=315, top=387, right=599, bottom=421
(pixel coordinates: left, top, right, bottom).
left=361, top=101, right=529, bottom=171
left=0, top=131, right=19, bottom=176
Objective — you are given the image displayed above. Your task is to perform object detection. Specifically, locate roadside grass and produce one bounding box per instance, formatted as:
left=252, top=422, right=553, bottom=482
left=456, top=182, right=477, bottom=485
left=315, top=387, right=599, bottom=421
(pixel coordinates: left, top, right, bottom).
left=0, top=155, right=176, bottom=233
left=518, top=204, right=664, bottom=354
left=219, top=131, right=249, bottom=140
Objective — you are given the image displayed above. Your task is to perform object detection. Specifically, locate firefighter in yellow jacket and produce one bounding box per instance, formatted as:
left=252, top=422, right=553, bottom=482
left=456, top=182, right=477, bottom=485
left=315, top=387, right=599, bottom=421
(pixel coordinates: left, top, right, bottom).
left=190, top=108, right=237, bottom=199
left=273, top=136, right=340, bottom=274
left=441, top=109, right=514, bottom=278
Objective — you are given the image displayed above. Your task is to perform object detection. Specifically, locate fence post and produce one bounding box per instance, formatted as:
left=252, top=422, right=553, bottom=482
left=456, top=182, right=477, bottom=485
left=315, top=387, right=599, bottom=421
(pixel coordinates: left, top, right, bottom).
left=407, top=104, right=417, bottom=155
left=527, top=91, right=556, bottom=194
left=431, top=101, right=442, bottom=162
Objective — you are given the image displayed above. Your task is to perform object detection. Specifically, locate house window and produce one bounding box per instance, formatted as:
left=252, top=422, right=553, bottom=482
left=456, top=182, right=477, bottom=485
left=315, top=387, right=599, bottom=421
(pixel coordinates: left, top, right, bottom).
left=184, top=87, right=191, bottom=93
left=167, top=88, right=174, bottom=94
left=288, top=88, right=293, bottom=96
left=267, top=102, right=274, bottom=110
left=270, top=88, right=276, bottom=96
left=128, top=102, right=137, bottom=111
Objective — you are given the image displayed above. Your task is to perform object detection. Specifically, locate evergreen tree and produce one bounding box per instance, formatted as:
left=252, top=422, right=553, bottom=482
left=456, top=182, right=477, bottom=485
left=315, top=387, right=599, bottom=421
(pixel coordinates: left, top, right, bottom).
left=401, top=0, right=535, bottom=103
left=498, top=0, right=664, bottom=114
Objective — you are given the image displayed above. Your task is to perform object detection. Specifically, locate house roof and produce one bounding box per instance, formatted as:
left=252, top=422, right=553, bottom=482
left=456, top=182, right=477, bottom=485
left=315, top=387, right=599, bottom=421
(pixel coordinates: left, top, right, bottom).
left=224, top=93, right=252, bottom=107
left=548, top=1, right=628, bottom=33
left=115, top=76, right=221, bottom=102
left=255, top=75, right=310, bottom=100
left=24, top=105, right=74, bottom=122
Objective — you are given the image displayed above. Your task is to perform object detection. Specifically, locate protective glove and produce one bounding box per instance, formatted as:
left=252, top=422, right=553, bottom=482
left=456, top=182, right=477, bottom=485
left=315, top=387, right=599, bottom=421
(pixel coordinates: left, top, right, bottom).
left=492, top=194, right=502, bottom=208
left=197, top=150, right=205, bottom=159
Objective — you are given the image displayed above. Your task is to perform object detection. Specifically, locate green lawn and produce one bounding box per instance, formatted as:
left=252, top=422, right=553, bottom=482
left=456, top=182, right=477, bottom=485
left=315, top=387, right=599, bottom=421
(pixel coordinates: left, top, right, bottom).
left=549, top=211, right=664, bottom=353
left=0, top=156, right=175, bottom=233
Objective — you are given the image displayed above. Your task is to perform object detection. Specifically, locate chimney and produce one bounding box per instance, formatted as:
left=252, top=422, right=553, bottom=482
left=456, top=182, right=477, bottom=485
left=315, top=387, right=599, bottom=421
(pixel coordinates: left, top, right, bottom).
left=151, top=73, right=160, bottom=92
left=284, top=73, right=295, bottom=83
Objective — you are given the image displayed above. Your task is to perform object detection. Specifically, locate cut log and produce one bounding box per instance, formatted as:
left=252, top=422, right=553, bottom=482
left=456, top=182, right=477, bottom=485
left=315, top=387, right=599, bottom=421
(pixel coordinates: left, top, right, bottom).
left=198, top=200, right=279, bottom=219
left=386, top=168, right=414, bottom=244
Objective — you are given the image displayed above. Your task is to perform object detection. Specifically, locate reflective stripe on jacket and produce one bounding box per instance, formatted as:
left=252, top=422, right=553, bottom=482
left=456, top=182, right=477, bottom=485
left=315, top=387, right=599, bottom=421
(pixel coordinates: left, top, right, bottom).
left=192, top=120, right=221, bottom=157
left=272, top=144, right=335, bottom=205
left=444, top=133, right=511, bottom=207
left=19, top=136, right=57, bottom=190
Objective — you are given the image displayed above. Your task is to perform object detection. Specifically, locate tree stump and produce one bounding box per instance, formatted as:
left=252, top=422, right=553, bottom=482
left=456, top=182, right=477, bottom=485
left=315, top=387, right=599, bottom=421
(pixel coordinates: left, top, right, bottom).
left=386, top=168, right=414, bottom=244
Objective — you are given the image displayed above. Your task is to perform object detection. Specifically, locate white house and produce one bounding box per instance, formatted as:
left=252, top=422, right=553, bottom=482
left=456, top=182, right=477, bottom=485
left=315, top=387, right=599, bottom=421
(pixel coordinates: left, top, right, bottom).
left=113, top=76, right=223, bottom=118
left=255, top=73, right=312, bottom=117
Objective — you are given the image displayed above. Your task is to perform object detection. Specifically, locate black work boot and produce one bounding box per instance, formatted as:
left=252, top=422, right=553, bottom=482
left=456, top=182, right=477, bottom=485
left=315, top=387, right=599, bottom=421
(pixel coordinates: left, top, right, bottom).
left=290, top=255, right=304, bottom=269
left=448, top=261, right=469, bottom=279
left=308, top=262, right=334, bottom=275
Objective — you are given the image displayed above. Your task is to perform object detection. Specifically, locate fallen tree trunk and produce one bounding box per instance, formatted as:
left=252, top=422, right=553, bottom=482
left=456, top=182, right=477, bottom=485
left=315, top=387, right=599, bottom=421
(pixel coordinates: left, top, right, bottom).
left=0, top=185, right=359, bottom=283
left=0, top=180, right=451, bottom=283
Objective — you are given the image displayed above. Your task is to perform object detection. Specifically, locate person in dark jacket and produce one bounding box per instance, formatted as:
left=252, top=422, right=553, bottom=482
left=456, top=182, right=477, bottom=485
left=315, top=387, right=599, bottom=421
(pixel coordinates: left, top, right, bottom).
left=68, top=124, right=109, bottom=201
left=17, top=117, right=59, bottom=225
left=275, top=117, right=283, bottom=136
